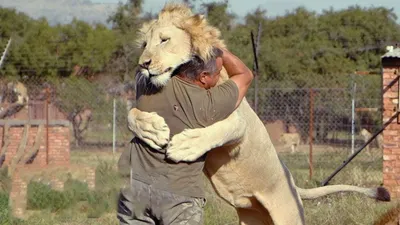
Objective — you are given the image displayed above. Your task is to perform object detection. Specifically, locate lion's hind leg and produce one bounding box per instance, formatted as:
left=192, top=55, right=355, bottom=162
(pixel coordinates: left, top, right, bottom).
left=253, top=190, right=305, bottom=225
left=237, top=208, right=274, bottom=225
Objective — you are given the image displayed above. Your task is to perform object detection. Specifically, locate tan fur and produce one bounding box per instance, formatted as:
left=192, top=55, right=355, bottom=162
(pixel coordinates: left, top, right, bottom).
left=373, top=205, right=400, bottom=225
left=3, top=81, right=29, bottom=108
left=279, top=133, right=301, bottom=153
left=128, top=3, right=390, bottom=225
left=360, top=128, right=383, bottom=156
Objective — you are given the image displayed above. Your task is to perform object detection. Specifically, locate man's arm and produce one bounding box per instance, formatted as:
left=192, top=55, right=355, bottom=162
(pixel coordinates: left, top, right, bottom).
left=202, top=49, right=253, bottom=124
left=221, top=48, right=254, bottom=108
left=166, top=50, right=252, bottom=162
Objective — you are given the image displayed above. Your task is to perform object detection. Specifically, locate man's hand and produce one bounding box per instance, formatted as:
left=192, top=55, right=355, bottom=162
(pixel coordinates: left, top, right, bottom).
left=128, top=108, right=170, bottom=150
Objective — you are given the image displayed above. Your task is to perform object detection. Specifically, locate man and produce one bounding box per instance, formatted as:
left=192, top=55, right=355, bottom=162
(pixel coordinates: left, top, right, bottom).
left=117, top=48, right=253, bottom=225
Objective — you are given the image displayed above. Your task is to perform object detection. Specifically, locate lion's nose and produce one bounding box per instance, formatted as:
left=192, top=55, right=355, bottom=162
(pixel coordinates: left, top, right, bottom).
left=140, top=59, right=152, bottom=70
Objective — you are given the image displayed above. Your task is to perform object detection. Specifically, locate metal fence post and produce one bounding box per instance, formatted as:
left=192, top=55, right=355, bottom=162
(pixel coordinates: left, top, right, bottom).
left=113, top=98, right=116, bottom=155
left=251, top=22, right=262, bottom=113
left=309, top=89, right=314, bottom=180
left=351, top=79, right=357, bottom=154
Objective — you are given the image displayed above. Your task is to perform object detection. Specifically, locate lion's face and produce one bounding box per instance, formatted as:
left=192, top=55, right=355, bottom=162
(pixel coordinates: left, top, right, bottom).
left=137, top=3, right=225, bottom=87
left=138, top=23, right=192, bottom=87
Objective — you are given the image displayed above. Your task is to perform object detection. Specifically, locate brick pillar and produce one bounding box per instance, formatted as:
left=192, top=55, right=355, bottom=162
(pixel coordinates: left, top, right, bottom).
left=85, top=167, right=96, bottom=190
left=382, top=56, right=400, bottom=199
left=9, top=171, right=27, bottom=219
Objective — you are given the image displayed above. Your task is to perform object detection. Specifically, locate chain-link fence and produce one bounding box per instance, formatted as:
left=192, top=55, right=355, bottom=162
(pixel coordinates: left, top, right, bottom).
left=246, top=72, right=383, bottom=186
left=0, top=75, right=134, bottom=149
left=0, top=44, right=385, bottom=223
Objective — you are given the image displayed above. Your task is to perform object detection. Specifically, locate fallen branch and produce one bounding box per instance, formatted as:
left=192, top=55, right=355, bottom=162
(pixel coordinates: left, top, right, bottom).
left=22, top=124, right=44, bottom=164
left=0, top=103, right=24, bottom=119
left=8, top=124, right=29, bottom=176
left=0, top=124, right=10, bottom=168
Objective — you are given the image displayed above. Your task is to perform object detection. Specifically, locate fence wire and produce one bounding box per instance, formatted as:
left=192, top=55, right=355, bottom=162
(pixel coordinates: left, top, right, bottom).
left=0, top=46, right=385, bottom=222
left=247, top=73, right=383, bottom=186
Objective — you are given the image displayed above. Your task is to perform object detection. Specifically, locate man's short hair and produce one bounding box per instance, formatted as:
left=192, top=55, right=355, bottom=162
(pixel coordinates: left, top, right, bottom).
left=176, top=48, right=223, bottom=80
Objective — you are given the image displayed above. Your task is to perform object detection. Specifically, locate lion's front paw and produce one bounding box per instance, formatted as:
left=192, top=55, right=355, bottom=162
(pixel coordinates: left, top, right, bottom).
left=166, top=129, right=209, bottom=163
left=129, top=111, right=170, bottom=150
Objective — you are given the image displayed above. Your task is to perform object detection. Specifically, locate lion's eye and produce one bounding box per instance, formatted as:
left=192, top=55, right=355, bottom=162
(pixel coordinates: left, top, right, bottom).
left=142, top=42, right=147, bottom=49
left=160, top=38, right=170, bottom=44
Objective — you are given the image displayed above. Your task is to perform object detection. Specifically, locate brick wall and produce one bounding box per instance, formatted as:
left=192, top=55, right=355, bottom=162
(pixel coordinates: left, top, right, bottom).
left=0, top=121, right=70, bottom=167
left=9, top=164, right=97, bottom=219
left=48, top=126, right=70, bottom=166
left=382, top=59, right=400, bottom=198
left=0, top=120, right=97, bottom=220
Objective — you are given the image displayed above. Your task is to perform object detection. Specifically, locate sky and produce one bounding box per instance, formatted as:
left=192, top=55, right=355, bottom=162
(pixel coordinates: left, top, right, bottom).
left=0, top=0, right=399, bottom=26
left=96, top=0, right=400, bottom=19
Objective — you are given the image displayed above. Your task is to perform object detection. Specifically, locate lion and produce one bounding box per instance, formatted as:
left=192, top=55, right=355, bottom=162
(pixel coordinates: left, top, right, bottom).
left=373, top=205, right=400, bottom=225
left=279, top=133, right=301, bottom=153
left=127, top=3, right=390, bottom=225
left=7, top=81, right=29, bottom=106
left=360, top=128, right=384, bottom=156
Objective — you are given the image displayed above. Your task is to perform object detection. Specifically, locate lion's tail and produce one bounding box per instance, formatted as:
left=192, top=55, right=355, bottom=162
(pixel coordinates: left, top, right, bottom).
left=296, top=185, right=390, bottom=202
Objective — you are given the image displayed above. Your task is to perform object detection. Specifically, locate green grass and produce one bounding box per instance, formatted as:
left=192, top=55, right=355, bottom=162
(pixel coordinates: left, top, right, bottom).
left=281, top=150, right=393, bottom=225
left=0, top=148, right=397, bottom=225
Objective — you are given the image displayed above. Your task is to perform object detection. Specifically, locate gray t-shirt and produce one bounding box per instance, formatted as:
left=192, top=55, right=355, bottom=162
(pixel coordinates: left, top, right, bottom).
left=118, top=76, right=239, bottom=198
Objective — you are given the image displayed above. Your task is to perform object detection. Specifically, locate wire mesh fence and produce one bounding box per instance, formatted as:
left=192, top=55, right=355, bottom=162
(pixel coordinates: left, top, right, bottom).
left=246, top=72, right=383, bottom=186
left=0, top=45, right=385, bottom=223
left=0, top=73, right=384, bottom=178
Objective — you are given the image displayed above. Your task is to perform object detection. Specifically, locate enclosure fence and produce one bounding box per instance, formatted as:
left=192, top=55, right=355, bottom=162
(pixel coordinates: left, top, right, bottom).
left=0, top=43, right=387, bottom=223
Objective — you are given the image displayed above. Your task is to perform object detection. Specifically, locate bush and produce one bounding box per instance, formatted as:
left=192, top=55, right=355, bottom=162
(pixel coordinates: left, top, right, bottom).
left=0, top=192, right=9, bottom=221
left=27, top=182, right=75, bottom=212
left=95, top=160, right=122, bottom=191
left=64, top=178, right=90, bottom=202
left=86, top=189, right=118, bottom=218
left=25, top=162, right=121, bottom=219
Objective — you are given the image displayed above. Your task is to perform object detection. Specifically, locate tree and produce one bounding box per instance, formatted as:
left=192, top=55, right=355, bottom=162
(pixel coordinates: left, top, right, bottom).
left=200, top=1, right=236, bottom=37
left=57, top=20, right=117, bottom=78
left=107, top=0, right=147, bottom=81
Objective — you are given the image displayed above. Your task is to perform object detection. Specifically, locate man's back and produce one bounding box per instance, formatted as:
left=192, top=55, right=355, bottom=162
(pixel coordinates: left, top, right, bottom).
left=121, top=76, right=238, bottom=198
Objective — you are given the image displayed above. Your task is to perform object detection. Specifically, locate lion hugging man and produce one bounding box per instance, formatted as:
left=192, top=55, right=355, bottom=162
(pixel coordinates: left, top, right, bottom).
left=117, top=45, right=254, bottom=224
left=119, top=3, right=391, bottom=225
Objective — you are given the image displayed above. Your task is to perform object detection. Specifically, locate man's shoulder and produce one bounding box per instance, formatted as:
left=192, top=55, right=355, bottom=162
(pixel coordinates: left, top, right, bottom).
left=171, top=76, right=199, bottom=88
left=208, top=79, right=239, bottom=97
left=170, top=76, right=206, bottom=96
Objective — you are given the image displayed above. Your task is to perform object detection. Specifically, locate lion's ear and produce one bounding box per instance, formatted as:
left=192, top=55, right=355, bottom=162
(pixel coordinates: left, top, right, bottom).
left=185, top=14, right=206, bottom=27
